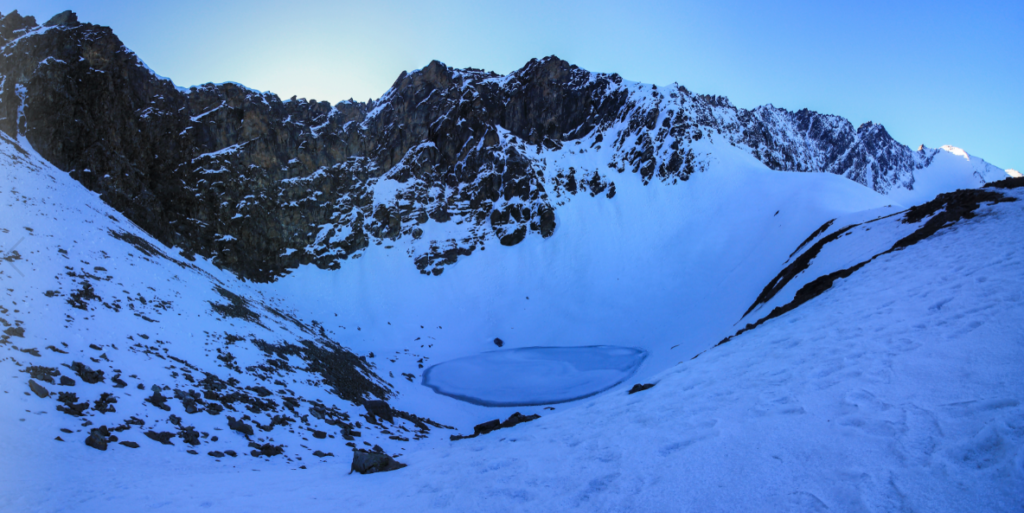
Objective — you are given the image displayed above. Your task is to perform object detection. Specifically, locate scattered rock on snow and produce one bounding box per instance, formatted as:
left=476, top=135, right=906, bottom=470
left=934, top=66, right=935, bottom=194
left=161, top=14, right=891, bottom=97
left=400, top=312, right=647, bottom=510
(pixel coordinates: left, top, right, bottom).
left=144, top=431, right=175, bottom=445
left=450, top=412, right=541, bottom=441
left=70, top=361, right=105, bottom=384
left=227, top=416, right=254, bottom=437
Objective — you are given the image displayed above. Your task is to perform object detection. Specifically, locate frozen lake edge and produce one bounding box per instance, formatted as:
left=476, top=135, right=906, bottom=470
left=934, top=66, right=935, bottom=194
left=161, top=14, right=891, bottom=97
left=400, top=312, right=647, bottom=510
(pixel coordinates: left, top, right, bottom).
left=421, top=345, right=648, bottom=406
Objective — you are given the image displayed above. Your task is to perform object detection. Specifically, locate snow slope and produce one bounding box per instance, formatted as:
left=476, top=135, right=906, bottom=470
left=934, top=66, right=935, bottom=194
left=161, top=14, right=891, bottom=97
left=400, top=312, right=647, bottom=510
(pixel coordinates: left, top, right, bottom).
left=1, top=119, right=1022, bottom=511
left=0, top=132, right=452, bottom=469
left=0, top=136, right=1021, bottom=511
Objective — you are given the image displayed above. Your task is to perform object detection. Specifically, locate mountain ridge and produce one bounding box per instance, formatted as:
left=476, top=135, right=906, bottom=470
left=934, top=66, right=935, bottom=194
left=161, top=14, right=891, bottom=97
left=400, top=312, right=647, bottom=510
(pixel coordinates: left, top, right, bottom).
left=0, top=9, right=1009, bottom=281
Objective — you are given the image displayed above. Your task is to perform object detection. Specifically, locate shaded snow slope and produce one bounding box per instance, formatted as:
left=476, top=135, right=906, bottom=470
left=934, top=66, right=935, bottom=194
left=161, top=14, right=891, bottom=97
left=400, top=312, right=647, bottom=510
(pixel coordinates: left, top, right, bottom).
left=251, top=142, right=896, bottom=427
left=2, top=143, right=1022, bottom=511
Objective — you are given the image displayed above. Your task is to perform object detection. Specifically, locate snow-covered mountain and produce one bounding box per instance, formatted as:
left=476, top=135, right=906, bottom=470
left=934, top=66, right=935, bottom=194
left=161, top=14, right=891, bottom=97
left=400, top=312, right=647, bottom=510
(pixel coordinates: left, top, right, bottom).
left=0, top=10, right=1013, bottom=280
left=1, top=8, right=1022, bottom=513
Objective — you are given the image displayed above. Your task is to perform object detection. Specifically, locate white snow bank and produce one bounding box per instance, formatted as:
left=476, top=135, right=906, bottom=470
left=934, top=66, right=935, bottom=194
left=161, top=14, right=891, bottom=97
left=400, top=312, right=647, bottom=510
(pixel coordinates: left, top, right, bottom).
left=422, top=346, right=647, bottom=406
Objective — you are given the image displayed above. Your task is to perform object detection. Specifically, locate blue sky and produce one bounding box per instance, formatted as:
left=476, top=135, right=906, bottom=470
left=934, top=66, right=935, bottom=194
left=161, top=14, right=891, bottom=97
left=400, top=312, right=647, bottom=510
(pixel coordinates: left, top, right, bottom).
left=4, top=0, right=1022, bottom=170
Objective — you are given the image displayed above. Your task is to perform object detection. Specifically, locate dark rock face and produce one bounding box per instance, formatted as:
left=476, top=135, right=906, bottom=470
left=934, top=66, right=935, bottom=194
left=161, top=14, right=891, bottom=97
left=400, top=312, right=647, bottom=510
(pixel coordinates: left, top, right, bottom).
left=627, top=383, right=655, bottom=394
left=0, top=11, right=940, bottom=281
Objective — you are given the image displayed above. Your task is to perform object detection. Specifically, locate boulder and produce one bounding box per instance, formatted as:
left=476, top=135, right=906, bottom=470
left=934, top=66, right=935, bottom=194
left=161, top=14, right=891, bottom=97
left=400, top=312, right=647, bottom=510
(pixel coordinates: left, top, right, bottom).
left=363, top=400, right=394, bottom=423
left=85, top=427, right=108, bottom=451
left=28, top=379, right=49, bottom=398
left=350, top=448, right=406, bottom=474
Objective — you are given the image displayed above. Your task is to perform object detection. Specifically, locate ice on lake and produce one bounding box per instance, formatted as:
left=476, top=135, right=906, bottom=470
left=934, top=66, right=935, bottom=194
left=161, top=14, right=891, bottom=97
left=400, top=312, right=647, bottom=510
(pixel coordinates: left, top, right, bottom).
left=422, top=345, right=647, bottom=406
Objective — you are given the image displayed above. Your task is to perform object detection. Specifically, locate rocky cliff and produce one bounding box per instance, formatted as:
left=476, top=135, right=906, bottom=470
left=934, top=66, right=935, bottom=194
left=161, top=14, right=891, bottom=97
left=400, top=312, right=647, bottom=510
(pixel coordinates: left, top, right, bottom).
left=0, top=10, right=950, bottom=281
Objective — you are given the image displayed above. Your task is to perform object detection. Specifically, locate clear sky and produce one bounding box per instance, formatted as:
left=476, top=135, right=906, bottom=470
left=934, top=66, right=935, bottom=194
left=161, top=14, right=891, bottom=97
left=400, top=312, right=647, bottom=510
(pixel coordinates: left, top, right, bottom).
left=3, top=0, right=1022, bottom=170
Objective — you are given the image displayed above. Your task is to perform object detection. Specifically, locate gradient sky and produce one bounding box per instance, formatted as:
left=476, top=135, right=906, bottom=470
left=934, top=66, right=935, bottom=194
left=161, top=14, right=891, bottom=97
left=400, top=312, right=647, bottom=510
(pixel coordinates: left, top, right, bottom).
left=3, top=0, right=1022, bottom=170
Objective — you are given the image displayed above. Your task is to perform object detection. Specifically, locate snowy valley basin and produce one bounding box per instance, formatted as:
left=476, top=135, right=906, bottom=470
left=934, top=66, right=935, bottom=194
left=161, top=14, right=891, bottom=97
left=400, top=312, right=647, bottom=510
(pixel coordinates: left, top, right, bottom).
left=422, top=346, right=648, bottom=406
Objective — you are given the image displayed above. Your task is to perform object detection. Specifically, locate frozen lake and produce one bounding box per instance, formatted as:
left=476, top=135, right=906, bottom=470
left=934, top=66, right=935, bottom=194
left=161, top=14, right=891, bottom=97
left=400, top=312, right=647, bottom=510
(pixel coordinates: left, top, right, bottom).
left=421, top=346, right=647, bottom=406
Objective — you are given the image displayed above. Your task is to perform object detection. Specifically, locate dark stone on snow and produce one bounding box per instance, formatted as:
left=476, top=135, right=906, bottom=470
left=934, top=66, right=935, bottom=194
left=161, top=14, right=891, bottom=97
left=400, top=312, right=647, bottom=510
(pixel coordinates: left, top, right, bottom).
left=56, top=391, right=89, bottom=416
left=145, top=390, right=170, bottom=411
left=493, top=337, right=504, bottom=348
left=28, top=379, right=49, bottom=398
left=364, top=400, right=394, bottom=423
left=500, top=412, right=540, bottom=428
left=25, top=366, right=58, bottom=384
left=119, top=441, right=139, bottom=448
left=474, top=419, right=502, bottom=436
left=93, top=392, right=117, bottom=413
left=180, top=426, right=200, bottom=446
left=70, top=361, right=104, bottom=384
left=144, top=430, right=175, bottom=445
left=224, top=450, right=237, bottom=457
left=628, top=383, right=655, bottom=394
left=59, top=376, right=75, bottom=386
left=451, top=412, right=540, bottom=441
left=208, top=451, right=225, bottom=457
left=249, top=443, right=283, bottom=457
left=350, top=449, right=406, bottom=474
left=227, top=416, right=254, bottom=437
left=85, top=428, right=108, bottom=451
left=311, top=430, right=327, bottom=439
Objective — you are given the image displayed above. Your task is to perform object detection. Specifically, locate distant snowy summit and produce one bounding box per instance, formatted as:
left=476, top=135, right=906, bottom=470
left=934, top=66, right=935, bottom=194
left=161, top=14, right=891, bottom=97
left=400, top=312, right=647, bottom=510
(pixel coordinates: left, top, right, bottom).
left=0, top=9, right=1013, bottom=280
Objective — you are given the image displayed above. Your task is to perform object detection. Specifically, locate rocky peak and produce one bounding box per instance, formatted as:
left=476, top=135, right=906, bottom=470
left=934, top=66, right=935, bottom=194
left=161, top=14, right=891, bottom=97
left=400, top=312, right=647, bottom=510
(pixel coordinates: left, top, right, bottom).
left=43, top=10, right=79, bottom=28
left=0, top=12, right=969, bottom=281
left=0, top=10, right=37, bottom=41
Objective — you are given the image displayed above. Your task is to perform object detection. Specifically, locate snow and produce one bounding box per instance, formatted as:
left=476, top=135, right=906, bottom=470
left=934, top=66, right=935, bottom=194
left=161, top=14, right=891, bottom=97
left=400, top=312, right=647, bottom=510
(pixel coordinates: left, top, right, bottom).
left=883, top=146, right=1013, bottom=206
left=0, top=118, right=1022, bottom=511
left=422, top=346, right=646, bottom=406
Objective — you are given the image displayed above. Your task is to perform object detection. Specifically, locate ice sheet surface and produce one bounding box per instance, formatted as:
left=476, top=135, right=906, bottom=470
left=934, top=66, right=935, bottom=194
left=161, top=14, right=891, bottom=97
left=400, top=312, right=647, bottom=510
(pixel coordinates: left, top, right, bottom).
left=422, top=346, right=647, bottom=406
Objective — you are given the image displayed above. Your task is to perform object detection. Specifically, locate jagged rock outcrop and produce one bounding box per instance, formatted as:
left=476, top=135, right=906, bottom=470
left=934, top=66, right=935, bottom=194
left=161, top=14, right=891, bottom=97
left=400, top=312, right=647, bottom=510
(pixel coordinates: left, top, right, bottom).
left=0, top=10, right=950, bottom=280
